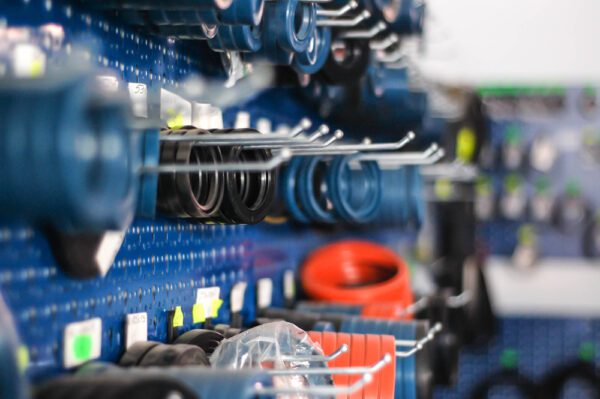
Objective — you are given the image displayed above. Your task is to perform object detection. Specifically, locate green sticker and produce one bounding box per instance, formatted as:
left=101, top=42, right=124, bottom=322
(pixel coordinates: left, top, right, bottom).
left=500, top=348, right=519, bottom=370
left=579, top=342, right=595, bottom=363
left=72, top=334, right=93, bottom=361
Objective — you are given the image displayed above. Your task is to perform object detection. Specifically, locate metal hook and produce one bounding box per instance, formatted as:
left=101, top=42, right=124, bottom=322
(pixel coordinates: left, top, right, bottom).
left=254, top=372, right=373, bottom=397
left=375, top=47, right=405, bottom=63
left=287, top=131, right=415, bottom=156
left=316, top=0, right=358, bottom=17
left=158, top=118, right=311, bottom=145
left=354, top=143, right=439, bottom=162
left=395, top=323, right=443, bottom=357
left=317, top=10, right=371, bottom=27
left=337, top=21, right=387, bottom=39
left=446, top=290, right=472, bottom=308
left=368, top=148, right=446, bottom=169
left=245, top=129, right=344, bottom=149
left=141, top=148, right=292, bottom=173
left=370, top=33, right=399, bottom=50
left=280, top=344, right=349, bottom=362
left=267, top=353, right=391, bottom=376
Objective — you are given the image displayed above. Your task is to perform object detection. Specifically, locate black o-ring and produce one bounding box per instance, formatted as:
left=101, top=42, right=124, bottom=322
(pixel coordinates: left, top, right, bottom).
left=119, top=341, right=162, bottom=367
left=173, top=329, right=225, bottom=355
left=318, top=38, right=370, bottom=85
left=137, top=343, right=210, bottom=367
left=174, top=128, right=224, bottom=219
left=217, top=145, right=277, bottom=224
left=538, top=360, right=600, bottom=399
left=157, top=129, right=189, bottom=217
left=470, top=369, right=539, bottom=399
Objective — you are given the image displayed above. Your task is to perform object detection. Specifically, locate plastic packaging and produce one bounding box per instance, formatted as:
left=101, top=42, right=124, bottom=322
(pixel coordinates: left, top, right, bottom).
left=211, top=321, right=333, bottom=394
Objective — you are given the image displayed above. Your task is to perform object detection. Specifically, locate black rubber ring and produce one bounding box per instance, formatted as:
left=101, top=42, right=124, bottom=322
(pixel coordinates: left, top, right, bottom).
left=137, top=343, right=210, bottom=367
left=538, top=360, right=600, bottom=399
left=174, top=329, right=225, bottom=355
left=119, top=341, right=162, bottom=367
left=470, top=369, right=539, bottom=399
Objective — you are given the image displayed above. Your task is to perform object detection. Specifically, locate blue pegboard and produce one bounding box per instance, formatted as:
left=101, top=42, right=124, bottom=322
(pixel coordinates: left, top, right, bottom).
left=477, top=89, right=600, bottom=257
left=1, top=1, right=600, bottom=399
left=0, top=220, right=254, bottom=381
left=435, top=317, right=600, bottom=398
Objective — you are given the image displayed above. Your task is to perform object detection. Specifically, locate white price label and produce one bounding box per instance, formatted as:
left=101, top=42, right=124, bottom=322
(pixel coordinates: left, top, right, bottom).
left=257, top=278, right=273, bottom=309
left=94, top=230, right=126, bottom=277
left=128, top=83, right=148, bottom=118
left=63, top=318, right=102, bottom=368
left=196, top=287, right=221, bottom=318
left=125, top=312, right=148, bottom=350
left=283, top=270, right=296, bottom=300
left=230, top=282, right=247, bottom=313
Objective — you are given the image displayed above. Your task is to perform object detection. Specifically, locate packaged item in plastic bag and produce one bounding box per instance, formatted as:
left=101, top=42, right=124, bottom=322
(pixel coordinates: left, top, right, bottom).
left=211, top=321, right=333, bottom=397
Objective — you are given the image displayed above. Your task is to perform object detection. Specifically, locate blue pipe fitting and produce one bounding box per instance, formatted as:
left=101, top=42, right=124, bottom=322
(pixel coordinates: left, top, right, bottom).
left=209, top=24, right=262, bottom=52
left=293, top=25, right=331, bottom=74
left=327, top=156, right=382, bottom=224
left=94, top=0, right=228, bottom=11
left=256, top=2, right=295, bottom=65
left=406, top=165, right=424, bottom=228
left=281, top=157, right=311, bottom=223
left=274, top=0, right=317, bottom=53
left=218, top=0, right=265, bottom=26
left=0, top=73, right=137, bottom=232
left=297, top=157, right=337, bottom=224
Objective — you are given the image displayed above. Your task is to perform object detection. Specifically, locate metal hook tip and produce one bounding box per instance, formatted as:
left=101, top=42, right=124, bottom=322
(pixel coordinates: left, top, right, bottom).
left=340, top=344, right=349, bottom=353
left=361, top=9, right=371, bottom=18
left=334, top=129, right=344, bottom=139
left=300, top=118, right=312, bottom=129
left=433, top=322, right=443, bottom=332
left=279, top=148, right=293, bottom=159
left=319, top=124, right=330, bottom=134
left=349, top=0, right=359, bottom=8
left=364, top=373, right=373, bottom=384
left=407, top=131, right=416, bottom=140
left=382, top=353, right=392, bottom=363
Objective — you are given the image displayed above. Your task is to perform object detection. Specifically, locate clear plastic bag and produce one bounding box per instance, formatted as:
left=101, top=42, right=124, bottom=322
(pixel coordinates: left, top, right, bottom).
left=211, top=321, right=333, bottom=398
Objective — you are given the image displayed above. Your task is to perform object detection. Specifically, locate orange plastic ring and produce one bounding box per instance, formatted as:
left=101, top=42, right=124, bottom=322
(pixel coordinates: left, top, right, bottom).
left=349, top=333, right=366, bottom=399
left=335, top=333, right=352, bottom=399
left=379, top=334, right=397, bottom=399
left=363, top=334, right=381, bottom=399
left=301, top=240, right=413, bottom=307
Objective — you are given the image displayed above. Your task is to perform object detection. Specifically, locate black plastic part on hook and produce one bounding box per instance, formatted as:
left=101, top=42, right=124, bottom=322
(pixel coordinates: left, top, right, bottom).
left=137, top=343, right=210, bottom=367
left=415, top=291, right=461, bottom=387
left=469, top=369, right=539, bottom=399
left=415, top=321, right=435, bottom=399
left=318, top=39, right=370, bottom=85
left=45, top=230, right=121, bottom=280
left=214, top=145, right=277, bottom=224
left=119, top=341, right=162, bottom=367
left=174, top=329, right=225, bottom=355
left=34, top=374, right=199, bottom=399
left=538, top=360, right=600, bottom=399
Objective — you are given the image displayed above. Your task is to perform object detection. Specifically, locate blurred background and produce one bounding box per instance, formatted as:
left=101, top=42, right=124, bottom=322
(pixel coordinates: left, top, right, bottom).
left=1, top=0, right=599, bottom=398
